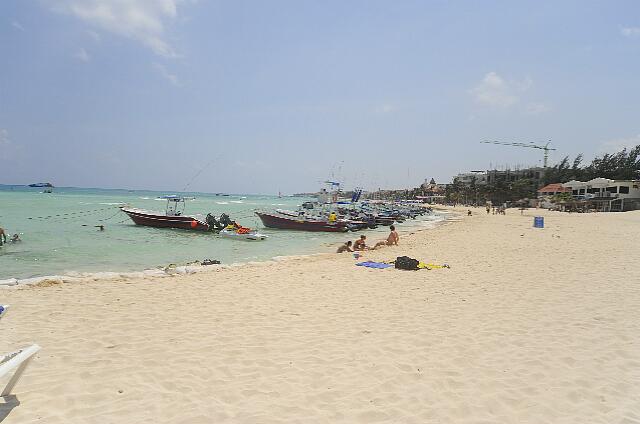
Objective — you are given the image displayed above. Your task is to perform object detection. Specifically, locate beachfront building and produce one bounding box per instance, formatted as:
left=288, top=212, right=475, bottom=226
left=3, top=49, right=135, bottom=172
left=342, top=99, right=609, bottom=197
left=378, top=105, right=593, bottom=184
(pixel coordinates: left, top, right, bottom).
left=485, top=167, right=544, bottom=186
left=416, top=179, right=446, bottom=203
left=454, top=171, right=488, bottom=186
left=536, top=183, right=571, bottom=209
left=454, top=167, right=545, bottom=187
left=537, top=183, right=571, bottom=196
left=562, top=178, right=640, bottom=211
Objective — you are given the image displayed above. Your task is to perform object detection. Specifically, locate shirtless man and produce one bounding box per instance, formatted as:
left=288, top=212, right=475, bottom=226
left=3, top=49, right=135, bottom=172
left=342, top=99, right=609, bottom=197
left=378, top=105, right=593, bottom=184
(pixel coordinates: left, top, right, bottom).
left=374, top=225, right=399, bottom=249
left=353, top=235, right=368, bottom=251
left=336, top=240, right=353, bottom=253
left=0, top=227, right=6, bottom=246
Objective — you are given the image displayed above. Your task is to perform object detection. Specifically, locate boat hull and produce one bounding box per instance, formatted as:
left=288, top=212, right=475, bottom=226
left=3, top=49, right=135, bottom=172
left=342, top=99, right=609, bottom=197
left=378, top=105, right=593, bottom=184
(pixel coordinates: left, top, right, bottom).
left=120, top=207, right=209, bottom=231
left=219, top=228, right=268, bottom=241
left=256, top=212, right=348, bottom=232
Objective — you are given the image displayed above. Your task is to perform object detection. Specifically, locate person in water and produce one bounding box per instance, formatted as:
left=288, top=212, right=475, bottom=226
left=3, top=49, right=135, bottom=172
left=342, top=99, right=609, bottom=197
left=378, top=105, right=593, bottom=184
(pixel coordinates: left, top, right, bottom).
left=353, top=235, right=368, bottom=251
left=374, top=225, right=399, bottom=249
left=336, top=241, right=353, bottom=253
left=10, top=233, right=21, bottom=242
left=0, top=227, right=6, bottom=246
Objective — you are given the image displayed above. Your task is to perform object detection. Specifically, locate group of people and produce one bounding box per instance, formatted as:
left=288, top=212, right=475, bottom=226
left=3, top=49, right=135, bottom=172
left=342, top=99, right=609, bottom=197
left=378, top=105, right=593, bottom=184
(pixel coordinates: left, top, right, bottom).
left=485, top=205, right=507, bottom=215
left=337, top=225, right=399, bottom=253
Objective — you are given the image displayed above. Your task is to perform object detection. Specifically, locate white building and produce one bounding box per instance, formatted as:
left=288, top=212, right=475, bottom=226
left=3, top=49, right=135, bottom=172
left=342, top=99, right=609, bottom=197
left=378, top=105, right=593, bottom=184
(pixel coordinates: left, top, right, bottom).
left=562, top=178, right=640, bottom=211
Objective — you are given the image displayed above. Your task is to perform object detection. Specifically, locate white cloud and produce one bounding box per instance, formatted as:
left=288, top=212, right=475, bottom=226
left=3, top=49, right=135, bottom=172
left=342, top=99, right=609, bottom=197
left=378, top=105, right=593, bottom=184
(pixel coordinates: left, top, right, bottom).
left=74, top=47, right=90, bottom=62
left=49, top=0, right=187, bottom=58
left=621, top=27, right=640, bottom=37
left=470, top=72, right=526, bottom=108
left=11, top=20, right=25, bottom=31
left=599, top=134, right=640, bottom=154
left=0, top=129, right=13, bottom=160
left=0, top=129, right=9, bottom=146
left=375, top=104, right=397, bottom=114
left=153, top=63, right=180, bottom=86
left=86, top=30, right=101, bottom=42
left=525, top=102, right=551, bottom=115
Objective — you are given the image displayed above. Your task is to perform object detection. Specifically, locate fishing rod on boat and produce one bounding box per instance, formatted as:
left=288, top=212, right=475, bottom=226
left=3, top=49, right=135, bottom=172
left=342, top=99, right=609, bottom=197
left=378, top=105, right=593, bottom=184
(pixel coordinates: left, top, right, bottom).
left=181, top=153, right=225, bottom=193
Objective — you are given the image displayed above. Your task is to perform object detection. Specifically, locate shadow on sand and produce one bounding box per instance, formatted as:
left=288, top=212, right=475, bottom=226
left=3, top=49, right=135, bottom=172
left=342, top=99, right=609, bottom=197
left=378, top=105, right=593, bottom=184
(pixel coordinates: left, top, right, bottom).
left=0, top=395, right=20, bottom=422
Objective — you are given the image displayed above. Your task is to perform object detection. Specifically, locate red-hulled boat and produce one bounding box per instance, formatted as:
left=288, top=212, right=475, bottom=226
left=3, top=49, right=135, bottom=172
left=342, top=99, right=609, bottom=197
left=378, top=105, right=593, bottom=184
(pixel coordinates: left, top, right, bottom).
left=255, top=211, right=348, bottom=232
left=120, top=196, right=209, bottom=231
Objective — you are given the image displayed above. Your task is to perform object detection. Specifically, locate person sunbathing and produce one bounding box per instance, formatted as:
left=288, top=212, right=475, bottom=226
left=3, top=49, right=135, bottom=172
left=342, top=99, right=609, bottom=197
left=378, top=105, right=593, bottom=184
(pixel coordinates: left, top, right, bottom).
left=353, top=235, right=368, bottom=251
left=336, top=241, right=353, bottom=253
left=374, top=225, right=399, bottom=249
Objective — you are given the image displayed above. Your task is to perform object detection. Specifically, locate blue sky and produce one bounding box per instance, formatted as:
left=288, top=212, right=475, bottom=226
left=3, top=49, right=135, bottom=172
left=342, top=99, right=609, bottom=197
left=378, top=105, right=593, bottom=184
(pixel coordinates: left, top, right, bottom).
left=1, top=1, right=639, bottom=194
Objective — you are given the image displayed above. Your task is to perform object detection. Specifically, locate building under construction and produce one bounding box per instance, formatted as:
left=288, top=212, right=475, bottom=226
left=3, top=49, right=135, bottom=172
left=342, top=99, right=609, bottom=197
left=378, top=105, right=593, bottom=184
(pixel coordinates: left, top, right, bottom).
left=455, top=167, right=545, bottom=187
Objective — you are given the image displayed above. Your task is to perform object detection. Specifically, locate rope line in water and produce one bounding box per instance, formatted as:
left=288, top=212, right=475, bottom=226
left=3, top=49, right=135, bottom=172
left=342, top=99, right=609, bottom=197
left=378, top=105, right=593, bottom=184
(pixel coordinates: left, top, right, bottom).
left=26, top=206, right=119, bottom=221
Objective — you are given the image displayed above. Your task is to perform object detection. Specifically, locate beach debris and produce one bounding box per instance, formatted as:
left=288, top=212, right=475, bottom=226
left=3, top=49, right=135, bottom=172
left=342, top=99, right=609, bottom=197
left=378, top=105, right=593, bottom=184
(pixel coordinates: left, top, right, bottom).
left=202, top=259, right=221, bottom=266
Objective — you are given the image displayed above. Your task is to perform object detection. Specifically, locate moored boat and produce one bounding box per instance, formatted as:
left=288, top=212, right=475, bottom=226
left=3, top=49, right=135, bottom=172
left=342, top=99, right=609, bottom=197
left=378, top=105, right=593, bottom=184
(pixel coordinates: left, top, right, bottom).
left=120, top=196, right=209, bottom=231
left=255, top=211, right=348, bottom=232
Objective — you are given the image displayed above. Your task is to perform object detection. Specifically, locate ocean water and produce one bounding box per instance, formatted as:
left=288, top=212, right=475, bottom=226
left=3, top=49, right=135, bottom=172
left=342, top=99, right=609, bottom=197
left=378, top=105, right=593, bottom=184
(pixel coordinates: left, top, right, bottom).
left=0, top=186, right=445, bottom=281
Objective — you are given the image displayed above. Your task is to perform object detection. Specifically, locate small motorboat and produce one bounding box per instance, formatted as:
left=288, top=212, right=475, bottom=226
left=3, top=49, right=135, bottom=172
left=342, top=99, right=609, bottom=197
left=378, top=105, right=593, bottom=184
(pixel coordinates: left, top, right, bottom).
left=120, top=196, right=209, bottom=231
left=255, top=211, right=349, bottom=232
left=219, top=228, right=268, bottom=241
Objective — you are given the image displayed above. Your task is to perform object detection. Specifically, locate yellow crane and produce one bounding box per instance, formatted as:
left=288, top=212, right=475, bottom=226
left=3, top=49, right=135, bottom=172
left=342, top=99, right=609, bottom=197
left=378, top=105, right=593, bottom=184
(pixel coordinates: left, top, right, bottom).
left=480, top=140, right=557, bottom=168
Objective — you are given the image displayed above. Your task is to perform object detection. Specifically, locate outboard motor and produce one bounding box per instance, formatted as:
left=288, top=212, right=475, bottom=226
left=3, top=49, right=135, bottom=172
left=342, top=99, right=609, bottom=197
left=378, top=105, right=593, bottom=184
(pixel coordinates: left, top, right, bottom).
left=206, top=213, right=220, bottom=231
left=218, top=213, right=232, bottom=228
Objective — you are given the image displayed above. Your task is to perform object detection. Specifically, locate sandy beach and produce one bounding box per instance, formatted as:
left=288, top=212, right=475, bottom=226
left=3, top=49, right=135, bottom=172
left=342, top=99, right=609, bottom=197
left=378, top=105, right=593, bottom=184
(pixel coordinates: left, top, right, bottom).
left=2, top=208, right=639, bottom=423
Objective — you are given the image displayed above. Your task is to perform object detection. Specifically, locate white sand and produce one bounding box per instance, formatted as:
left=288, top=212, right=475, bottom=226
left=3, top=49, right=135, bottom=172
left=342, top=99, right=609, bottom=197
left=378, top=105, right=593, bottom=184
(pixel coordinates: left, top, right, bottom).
left=2, top=208, right=640, bottom=423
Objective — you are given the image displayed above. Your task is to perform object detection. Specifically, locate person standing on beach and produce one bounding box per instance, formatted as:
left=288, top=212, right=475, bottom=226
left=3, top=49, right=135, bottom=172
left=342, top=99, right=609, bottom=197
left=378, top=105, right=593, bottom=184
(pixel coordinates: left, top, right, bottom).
left=328, top=211, right=337, bottom=223
left=374, top=225, right=399, bottom=249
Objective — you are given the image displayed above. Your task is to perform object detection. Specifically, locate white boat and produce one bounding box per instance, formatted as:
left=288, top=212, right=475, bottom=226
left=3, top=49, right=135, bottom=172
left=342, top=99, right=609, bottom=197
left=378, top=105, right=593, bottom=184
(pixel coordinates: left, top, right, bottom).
left=219, top=228, right=268, bottom=241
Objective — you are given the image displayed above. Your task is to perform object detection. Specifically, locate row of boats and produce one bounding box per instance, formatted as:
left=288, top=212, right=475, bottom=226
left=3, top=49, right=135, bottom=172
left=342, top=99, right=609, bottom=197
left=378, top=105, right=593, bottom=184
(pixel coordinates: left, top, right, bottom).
left=119, top=195, right=431, bottom=240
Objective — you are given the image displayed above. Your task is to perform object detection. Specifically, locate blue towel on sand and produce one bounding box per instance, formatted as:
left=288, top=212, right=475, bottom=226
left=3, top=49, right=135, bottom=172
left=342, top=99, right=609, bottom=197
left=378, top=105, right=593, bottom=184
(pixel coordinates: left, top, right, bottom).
left=356, top=261, right=393, bottom=269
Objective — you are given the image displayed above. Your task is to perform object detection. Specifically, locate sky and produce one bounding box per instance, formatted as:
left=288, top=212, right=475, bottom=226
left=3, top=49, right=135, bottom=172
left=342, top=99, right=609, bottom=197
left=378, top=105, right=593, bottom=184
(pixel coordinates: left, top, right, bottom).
left=1, top=0, right=639, bottom=194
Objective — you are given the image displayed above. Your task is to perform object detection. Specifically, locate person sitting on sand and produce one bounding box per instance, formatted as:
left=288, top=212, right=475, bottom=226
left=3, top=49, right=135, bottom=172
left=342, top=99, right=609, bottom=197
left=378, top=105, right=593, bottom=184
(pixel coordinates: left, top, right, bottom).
left=336, top=241, right=353, bottom=253
left=353, top=235, right=368, bottom=251
left=374, top=225, right=399, bottom=249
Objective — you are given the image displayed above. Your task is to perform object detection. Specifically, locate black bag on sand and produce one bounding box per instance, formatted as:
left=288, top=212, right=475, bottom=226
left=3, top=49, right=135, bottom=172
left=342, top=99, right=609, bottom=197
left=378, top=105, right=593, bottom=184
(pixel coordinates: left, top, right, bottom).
left=395, top=256, right=419, bottom=271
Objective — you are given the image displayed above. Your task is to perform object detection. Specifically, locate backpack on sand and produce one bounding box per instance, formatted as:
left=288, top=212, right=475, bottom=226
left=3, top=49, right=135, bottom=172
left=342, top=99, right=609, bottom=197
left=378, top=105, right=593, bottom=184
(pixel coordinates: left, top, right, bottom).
left=395, top=256, right=420, bottom=271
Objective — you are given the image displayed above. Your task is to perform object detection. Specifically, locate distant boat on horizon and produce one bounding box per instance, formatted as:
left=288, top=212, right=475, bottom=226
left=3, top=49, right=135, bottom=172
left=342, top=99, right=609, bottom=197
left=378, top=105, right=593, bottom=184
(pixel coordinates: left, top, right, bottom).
left=28, top=182, right=54, bottom=188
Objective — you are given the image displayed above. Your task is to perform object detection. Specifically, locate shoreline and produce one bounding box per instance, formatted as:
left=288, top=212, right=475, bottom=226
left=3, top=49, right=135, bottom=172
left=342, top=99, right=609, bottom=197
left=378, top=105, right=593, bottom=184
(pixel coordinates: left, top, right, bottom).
left=0, top=210, right=453, bottom=288
left=3, top=207, right=638, bottom=423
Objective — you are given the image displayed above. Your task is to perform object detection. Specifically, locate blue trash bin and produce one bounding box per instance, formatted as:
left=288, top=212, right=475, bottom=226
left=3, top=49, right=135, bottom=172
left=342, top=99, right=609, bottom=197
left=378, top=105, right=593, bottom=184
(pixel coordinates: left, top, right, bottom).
left=533, top=216, right=544, bottom=228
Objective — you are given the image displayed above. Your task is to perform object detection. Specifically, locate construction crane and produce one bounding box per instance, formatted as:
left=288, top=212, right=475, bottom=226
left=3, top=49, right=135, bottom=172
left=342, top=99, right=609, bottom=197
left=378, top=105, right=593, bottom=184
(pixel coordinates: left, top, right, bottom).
left=480, top=140, right=557, bottom=168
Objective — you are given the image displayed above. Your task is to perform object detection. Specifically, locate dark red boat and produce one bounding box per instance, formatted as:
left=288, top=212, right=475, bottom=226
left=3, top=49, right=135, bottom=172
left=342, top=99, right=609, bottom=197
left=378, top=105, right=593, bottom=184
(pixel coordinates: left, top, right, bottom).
left=255, top=211, right=348, bottom=232
left=120, top=196, right=209, bottom=231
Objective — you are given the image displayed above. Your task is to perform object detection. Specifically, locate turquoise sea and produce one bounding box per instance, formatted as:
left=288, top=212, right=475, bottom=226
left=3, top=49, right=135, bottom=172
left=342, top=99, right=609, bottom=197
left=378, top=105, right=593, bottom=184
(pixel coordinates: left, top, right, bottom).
left=0, top=186, right=445, bottom=281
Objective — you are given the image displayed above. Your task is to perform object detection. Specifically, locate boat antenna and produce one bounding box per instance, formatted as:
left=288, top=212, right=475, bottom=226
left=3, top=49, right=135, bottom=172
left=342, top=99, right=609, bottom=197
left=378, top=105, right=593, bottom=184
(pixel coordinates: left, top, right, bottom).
left=181, top=153, right=224, bottom=193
